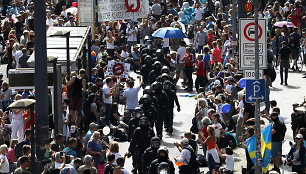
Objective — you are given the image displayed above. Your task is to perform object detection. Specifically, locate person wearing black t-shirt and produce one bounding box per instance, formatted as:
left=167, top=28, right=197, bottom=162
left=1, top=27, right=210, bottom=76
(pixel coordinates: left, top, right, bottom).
left=278, top=41, right=291, bottom=85
left=271, top=112, right=282, bottom=173
left=15, top=15, right=24, bottom=41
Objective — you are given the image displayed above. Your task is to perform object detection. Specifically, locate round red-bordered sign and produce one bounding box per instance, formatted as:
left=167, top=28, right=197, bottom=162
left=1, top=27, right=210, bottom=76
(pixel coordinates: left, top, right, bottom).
left=112, top=63, right=125, bottom=76
left=243, top=22, right=262, bottom=42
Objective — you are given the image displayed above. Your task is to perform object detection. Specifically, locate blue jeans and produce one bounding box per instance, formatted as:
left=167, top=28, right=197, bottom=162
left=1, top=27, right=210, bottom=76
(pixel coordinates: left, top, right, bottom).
left=104, top=103, right=112, bottom=125
left=207, top=154, right=220, bottom=173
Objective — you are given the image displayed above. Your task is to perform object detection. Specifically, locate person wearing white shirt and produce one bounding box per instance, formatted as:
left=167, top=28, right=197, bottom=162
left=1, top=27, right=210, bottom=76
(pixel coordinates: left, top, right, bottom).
left=61, top=6, right=67, bottom=19
left=194, top=4, right=204, bottom=23
left=0, top=145, right=9, bottom=174
left=123, top=76, right=143, bottom=112
left=10, top=94, right=24, bottom=143
left=46, top=13, right=54, bottom=27
left=105, top=31, right=115, bottom=57
left=13, top=44, right=23, bottom=69
left=174, top=138, right=192, bottom=173
left=235, top=91, right=245, bottom=143
left=126, top=22, right=138, bottom=53
left=103, top=77, right=114, bottom=126
left=174, top=41, right=187, bottom=85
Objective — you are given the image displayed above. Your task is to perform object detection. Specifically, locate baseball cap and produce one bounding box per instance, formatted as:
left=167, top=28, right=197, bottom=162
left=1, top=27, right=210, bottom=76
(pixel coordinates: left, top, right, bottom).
left=0, top=72, right=3, bottom=76
left=89, top=122, right=98, bottom=128
left=214, top=80, right=220, bottom=85
left=292, top=103, right=299, bottom=106
left=296, top=134, right=303, bottom=139
left=180, top=138, right=189, bottom=145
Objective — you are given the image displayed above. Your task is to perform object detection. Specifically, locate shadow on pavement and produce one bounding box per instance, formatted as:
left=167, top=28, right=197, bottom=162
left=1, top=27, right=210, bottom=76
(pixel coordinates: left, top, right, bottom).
left=270, top=87, right=283, bottom=91
left=283, top=85, right=301, bottom=89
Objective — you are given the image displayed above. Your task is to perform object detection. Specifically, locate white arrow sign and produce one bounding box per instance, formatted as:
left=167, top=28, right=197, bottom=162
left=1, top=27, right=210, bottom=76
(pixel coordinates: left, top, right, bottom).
left=248, top=95, right=265, bottom=101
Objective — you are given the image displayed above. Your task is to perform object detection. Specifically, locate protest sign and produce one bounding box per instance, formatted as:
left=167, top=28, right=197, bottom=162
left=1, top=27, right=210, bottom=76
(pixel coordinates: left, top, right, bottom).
left=106, top=61, right=130, bottom=78
left=98, top=0, right=150, bottom=21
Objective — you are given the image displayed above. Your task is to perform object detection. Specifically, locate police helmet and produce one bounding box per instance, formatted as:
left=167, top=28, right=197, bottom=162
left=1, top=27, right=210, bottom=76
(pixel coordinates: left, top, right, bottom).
left=157, top=146, right=169, bottom=155
left=161, top=73, right=169, bottom=80
left=134, top=107, right=143, bottom=118
left=156, top=49, right=164, bottom=54
left=158, top=162, right=169, bottom=173
left=153, top=61, right=161, bottom=67
left=139, top=117, right=150, bottom=126
left=151, top=136, right=161, bottom=148
left=163, top=80, right=172, bottom=90
left=161, top=66, right=170, bottom=74
left=143, top=86, right=152, bottom=94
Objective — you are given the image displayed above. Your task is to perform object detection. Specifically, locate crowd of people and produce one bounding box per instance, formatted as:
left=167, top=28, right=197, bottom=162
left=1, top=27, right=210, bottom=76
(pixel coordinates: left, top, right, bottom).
left=0, top=0, right=305, bottom=174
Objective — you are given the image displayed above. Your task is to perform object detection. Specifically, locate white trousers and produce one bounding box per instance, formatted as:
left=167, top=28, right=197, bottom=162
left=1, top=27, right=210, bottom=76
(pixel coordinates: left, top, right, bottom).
left=11, top=119, right=24, bottom=143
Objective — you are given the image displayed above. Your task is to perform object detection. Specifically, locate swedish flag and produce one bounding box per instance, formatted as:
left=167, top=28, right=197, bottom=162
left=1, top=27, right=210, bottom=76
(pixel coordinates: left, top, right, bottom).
left=246, top=124, right=272, bottom=173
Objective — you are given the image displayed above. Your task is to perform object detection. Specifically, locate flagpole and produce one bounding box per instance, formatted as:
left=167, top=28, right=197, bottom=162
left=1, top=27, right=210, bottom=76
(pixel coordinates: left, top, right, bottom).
left=254, top=0, right=263, bottom=173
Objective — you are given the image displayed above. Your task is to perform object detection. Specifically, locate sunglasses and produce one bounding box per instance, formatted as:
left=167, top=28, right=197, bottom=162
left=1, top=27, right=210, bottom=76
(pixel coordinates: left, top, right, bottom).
left=295, top=138, right=302, bottom=140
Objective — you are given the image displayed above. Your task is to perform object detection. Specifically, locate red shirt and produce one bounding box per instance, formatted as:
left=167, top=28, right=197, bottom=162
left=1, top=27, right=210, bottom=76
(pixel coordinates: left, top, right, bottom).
left=23, top=112, right=35, bottom=131
left=183, top=53, right=194, bottom=66
left=207, top=33, right=214, bottom=46
left=196, top=60, right=205, bottom=76
left=212, top=47, right=221, bottom=64
left=288, top=13, right=299, bottom=27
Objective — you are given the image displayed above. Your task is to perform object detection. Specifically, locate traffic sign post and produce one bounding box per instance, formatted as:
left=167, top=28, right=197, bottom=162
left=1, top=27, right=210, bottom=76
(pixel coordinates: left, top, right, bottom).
left=239, top=18, right=267, bottom=69
left=245, top=79, right=266, bottom=103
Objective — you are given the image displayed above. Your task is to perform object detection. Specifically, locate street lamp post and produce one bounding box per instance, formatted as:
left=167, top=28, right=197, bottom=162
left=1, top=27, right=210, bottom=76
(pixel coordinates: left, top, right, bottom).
left=8, top=99, right=36, bottom=173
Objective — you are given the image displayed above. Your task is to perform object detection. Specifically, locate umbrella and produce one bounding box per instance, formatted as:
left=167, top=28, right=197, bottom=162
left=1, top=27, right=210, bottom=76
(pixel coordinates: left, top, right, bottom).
left=152, top=27, right=186, bottom=39
left=274, top=21, right=295, bottom=28
left=8, top=99, right=36, bottom=109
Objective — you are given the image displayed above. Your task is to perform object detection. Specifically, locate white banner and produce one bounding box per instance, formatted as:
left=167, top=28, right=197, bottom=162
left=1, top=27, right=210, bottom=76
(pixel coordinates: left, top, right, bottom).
left=106, top=61, right=130, bottom=78
left=98, top=0, right=150, bottom=21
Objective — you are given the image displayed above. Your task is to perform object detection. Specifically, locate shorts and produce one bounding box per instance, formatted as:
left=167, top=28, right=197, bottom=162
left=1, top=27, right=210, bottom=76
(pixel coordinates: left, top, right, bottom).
left=176, top=63, right=184, bottom=74
left=291, top=48, right=300, bottom=60
left=69, top=96, right=82, bottom=111
left=271, top=142, right=280, bottom=158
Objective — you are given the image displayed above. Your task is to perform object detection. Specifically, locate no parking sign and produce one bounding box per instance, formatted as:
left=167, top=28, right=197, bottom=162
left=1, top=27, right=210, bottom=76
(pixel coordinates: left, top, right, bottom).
left=106, top=61, right=130, bottom=78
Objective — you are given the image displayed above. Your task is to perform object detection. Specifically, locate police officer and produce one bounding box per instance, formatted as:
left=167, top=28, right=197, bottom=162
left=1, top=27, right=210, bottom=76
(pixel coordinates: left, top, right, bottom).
left=141, top=87, right=159, bottom=108
left=149, top=146, right=175, bottom=174
left=128, top=107, right=143, bottom=141
left=129, top=117, right=155, bottom=174
left=142, top=137, right=161, bottom=174
left=148, top=61, right=162, bottom=84
left=151, top=82, right=169, bottom=139
left=139, top=94, right=157, bottom=127
left=153, top=49, right=171, bottom=68
left=163, top=81, right=180, bottom=134
left=156, top=73, right=176, bottom=91
left=140, top=56, right=154, bottom=86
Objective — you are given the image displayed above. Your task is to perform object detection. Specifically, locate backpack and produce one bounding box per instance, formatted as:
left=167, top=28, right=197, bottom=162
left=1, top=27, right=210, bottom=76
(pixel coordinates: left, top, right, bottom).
left=280, top=123, right=287, bottom=141
left=187, top=27, right=194, bottom=39
left=82, top=99, right=91, bottom=117
left=289, top=34, right=300, bottom=49
left=267, top=64, right=276, bottom=82
left=184, top=146, right=200, bottom=172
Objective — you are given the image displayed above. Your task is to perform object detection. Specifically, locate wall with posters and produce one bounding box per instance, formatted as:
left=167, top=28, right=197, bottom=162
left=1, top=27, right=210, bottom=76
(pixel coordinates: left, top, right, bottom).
left=98, top=0, right=150, bottom=21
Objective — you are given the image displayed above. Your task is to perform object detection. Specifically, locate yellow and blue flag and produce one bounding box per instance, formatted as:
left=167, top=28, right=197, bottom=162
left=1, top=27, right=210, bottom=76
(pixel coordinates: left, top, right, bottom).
left=246, top=124, right=272, bottom=173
